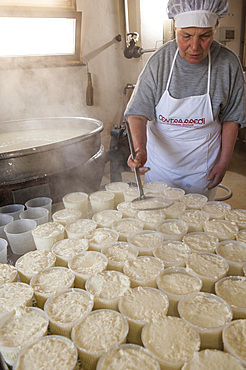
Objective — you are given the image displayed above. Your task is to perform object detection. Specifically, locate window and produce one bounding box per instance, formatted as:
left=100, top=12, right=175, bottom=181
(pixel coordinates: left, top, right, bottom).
left=0, top=0, right=83, bottom=68
left=0, top=0, right=74, bottom=7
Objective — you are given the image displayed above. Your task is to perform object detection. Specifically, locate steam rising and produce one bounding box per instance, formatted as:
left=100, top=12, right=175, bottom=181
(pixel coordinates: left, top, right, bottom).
left=0, top=118, right=105, bottom=204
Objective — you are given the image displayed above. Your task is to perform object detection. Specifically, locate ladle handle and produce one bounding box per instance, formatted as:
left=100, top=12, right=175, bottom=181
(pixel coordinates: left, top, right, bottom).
left=125, top=120, right=145, bottom=199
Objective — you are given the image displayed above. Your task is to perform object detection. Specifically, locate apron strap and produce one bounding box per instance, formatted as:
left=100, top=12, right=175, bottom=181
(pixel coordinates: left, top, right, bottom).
left=166, top=48, right=179, bottom=91
left=207, top=50, right=211, bottom=94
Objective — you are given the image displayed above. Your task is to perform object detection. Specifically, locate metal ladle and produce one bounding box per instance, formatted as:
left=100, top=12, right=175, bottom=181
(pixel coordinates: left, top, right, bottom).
left=125, top=120, right=173, bottom=210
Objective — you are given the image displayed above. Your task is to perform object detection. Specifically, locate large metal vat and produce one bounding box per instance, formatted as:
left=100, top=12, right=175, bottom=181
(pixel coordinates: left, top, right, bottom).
left=0, top=117, right=106, bottom=203
left=0, top=117, right=104, bottom=185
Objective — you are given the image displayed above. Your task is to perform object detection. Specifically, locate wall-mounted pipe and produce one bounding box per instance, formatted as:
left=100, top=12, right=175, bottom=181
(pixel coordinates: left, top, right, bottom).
left=83, top=34, right=121, bottom=105
left=124, top=0, right=130, bottom=37
left=83, top=35, right=121, bottom=64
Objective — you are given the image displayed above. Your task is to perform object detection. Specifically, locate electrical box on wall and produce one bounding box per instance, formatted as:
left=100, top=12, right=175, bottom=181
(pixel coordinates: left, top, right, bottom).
left=219, top=27, right=235, bottom=42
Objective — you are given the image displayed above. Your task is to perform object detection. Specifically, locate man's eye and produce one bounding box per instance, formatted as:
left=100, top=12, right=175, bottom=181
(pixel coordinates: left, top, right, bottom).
left=183, top=35, right=191, bottom=39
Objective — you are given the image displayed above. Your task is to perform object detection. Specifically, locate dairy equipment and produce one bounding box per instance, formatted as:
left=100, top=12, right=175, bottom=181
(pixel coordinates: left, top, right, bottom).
left=0, top=117, right=105, bottom=204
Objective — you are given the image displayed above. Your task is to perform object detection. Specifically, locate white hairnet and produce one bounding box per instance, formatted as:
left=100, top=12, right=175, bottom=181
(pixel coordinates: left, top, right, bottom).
left=167, top=0, right=229, bottom=28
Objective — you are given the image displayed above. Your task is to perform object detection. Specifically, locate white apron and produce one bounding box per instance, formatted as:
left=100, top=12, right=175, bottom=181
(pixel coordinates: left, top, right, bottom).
left=145, top=48, right=221, bottom=200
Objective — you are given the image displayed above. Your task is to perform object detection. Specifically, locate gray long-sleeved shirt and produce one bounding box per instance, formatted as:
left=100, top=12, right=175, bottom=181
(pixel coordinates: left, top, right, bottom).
left=125, top=39, right=246, bottom=128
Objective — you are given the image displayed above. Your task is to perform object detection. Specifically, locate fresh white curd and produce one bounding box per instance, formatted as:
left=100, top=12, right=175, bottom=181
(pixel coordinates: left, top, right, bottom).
left=15, top=249, right=56, bottom=283
left=14, top=335, right=78, bottom=370
left=0, top=264, right=17, bottom=285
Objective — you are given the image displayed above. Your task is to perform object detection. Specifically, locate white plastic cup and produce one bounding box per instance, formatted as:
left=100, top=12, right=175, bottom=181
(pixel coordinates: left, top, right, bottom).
left=141, top=316, right=200, bottom=369
left=118, top=287, right=169, bottom=345
left=32, top=222, right=65, bottom=251
left=216, top=240, right=246, bottom=276
left=203, top=220, right=239, bottom=242
left=30, top=267, right=75, bottom=309
left=201, top=201, right=231, bottom=220
left=222, top=319, right=246, bottom=367
left=0, top=306, right=49, bottom=367
left=181, top=193, right=208, bottom=210
left=186, top=252, right=229, bottom=293
left=178, top=292, right=233, bottom=350
left=89, top=191, right=115, bottom=215
left=155, top=219, right=189, bottom=241
left=127, top=230, right=164, bottom=256
left=163, top=187, right=185, bottom=201
left=4, top=219, right=37, bottom=255
left=62, top=192, right=89, bottom=218
left=0, top=204, right=25, bottom=220
left=178, top=210, right=209, bottom=233
left=156, top=267, right=203, bottom=316
left=97, top=343, right=161, bottom=370
left=0, top=214, right=14, bottom=239
left=101, top=242, right=138, bottom=272
left=153, top=241, right=191, bottom=268
left=117, top=201, right=139, bottom=218
left=143, top=181, right=168, bottom=193
left=123, top=256, right=164, bottom=288
left=215, top=276, right=246, bottom=319
left=68, top=251, right=108, bottom=289
left=13, top=335, right=78, bottom=370
left=105, top=182, right=130, bottom=207
left=0, top=238, right=8, bottom=264
left=112, top=218, right=144, bottom=242
left=19, top=207, right=49, bottom=226
left=85, top=270, right=131, bottom=311
left=25, top=197, right=52, bottom=221
left=92, top=210, right=123, bottom=229
left=123, top=187, right=140, bottom=202
left=44, top=288, right=94, bottom=338
left=71, top=309, right=129, bottom=370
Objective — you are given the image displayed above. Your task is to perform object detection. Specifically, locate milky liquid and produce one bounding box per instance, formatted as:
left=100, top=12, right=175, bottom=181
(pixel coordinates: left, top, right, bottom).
left=0, top=128, right=91, bottom=153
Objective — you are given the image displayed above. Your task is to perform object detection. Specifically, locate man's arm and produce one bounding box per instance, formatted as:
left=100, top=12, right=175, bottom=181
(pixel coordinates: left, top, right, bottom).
left=207, top=121, right=239, bottom=189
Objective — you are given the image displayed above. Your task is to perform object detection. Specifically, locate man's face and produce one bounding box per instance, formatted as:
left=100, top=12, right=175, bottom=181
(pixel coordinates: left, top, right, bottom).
left=175, top=27, right=214, bottom=64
